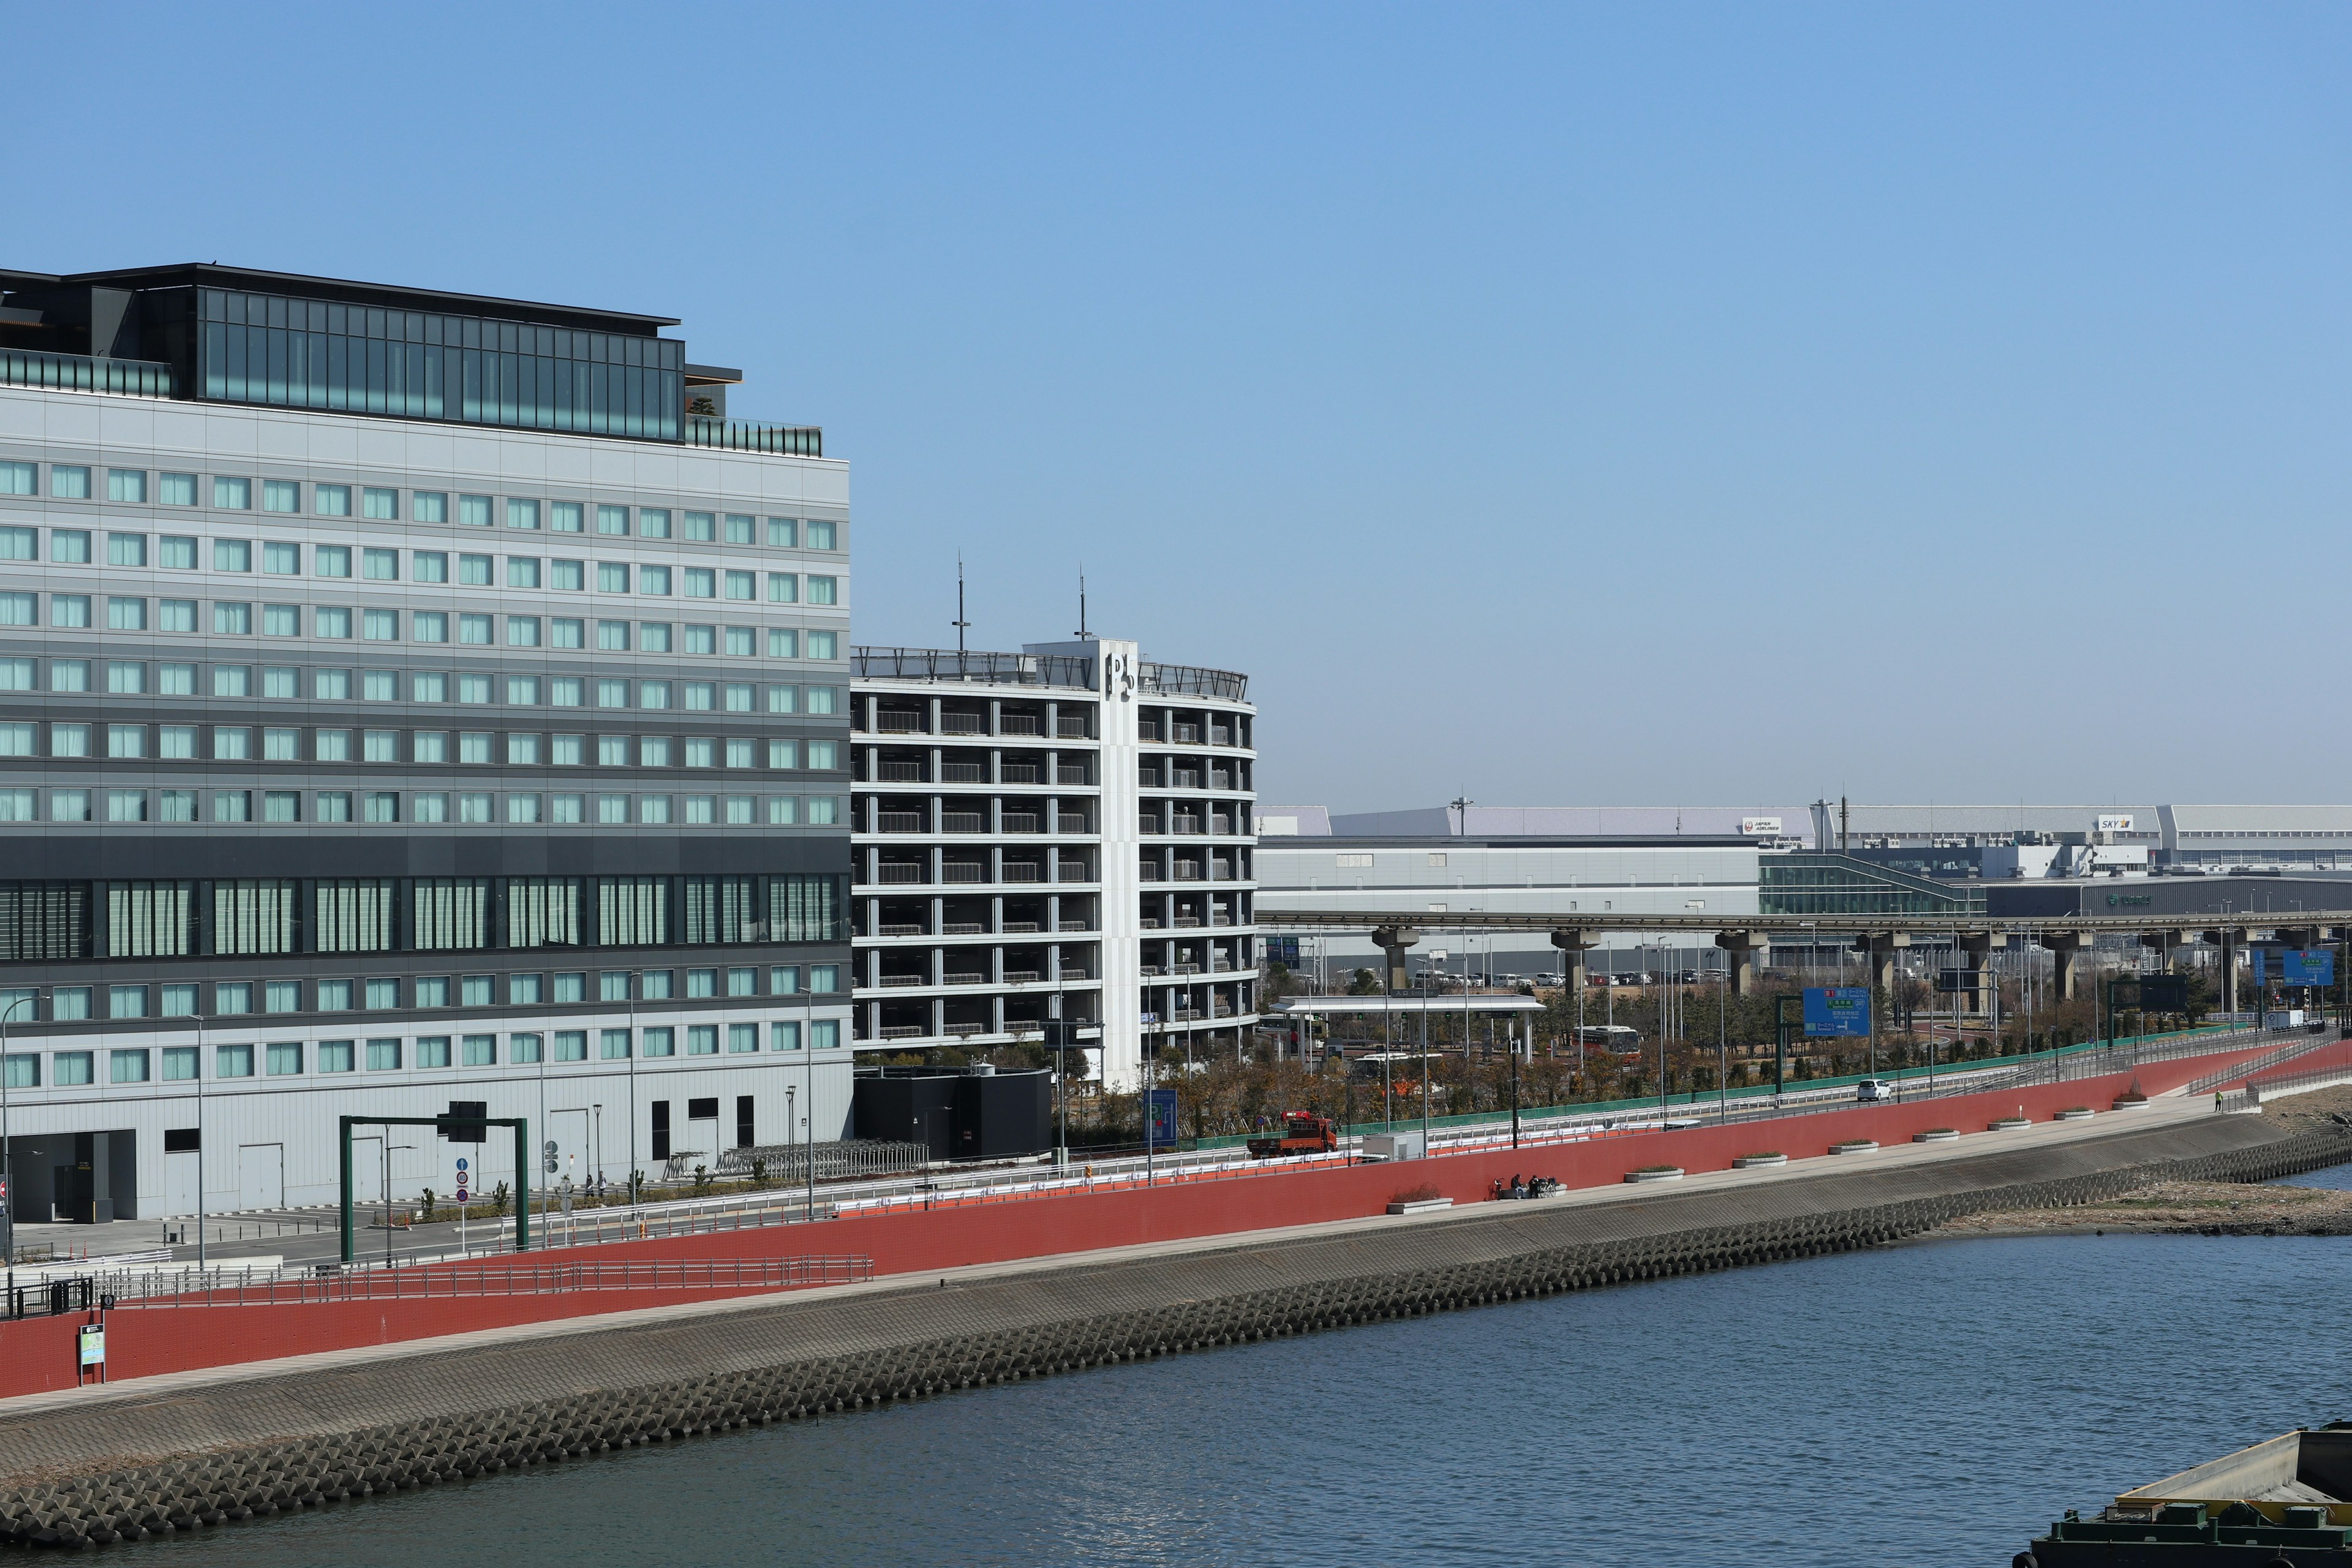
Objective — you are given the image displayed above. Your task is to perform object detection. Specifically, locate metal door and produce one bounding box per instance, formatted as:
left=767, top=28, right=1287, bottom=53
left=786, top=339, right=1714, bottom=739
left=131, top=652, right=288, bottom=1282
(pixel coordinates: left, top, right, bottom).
left=236, top=1144, right=284, bottom=1210
left=164, top=1150, right=199, bottom=1217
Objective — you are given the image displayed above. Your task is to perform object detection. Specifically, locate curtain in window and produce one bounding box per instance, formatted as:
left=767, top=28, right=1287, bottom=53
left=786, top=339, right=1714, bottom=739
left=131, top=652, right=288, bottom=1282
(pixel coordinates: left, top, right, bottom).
left=213, top=880, right=298, bottom=956
left=684, top=877, right=758, bottom=944
left=768, top=874, right=845, bottom=943
left=0, top=882, right=89, bottom=961
left=314, top=879, right=396, bottom=954
left=508, top=877, right=581, bottom=948
left=412, top=878, right=490, bottom=951
left=107, top=881, right=194, bottom=957
left=597, top=876, right=667, bottom=946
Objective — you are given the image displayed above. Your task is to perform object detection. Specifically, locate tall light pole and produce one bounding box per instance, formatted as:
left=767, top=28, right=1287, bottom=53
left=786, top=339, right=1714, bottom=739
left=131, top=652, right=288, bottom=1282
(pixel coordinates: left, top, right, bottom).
left=0, top=990, right=40, bottom=1287
left=625, top=969, right=639, bottom=1199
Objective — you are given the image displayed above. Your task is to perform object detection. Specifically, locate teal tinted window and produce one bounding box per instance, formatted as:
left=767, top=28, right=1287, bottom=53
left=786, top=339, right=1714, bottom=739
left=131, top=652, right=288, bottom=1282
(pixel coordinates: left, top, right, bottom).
left=197, top=288, right=685, bottom=441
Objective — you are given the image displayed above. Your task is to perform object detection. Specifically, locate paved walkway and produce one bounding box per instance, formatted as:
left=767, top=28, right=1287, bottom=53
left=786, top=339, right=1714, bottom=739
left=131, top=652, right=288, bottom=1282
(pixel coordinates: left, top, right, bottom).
left=0, top=1087, right=2261, bottom=1423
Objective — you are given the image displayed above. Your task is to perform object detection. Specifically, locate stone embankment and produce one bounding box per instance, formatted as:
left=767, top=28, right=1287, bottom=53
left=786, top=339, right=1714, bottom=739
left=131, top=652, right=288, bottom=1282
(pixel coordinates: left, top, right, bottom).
left=0, top=1111, right=2345, bottom=1549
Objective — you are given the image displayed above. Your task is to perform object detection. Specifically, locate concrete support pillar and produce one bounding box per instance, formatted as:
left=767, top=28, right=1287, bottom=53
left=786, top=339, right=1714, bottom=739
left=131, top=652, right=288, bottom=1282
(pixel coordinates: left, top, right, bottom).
left=1959, top=932, right=2006, bottom=1016
left=2139, top=930, right=2190, bottom=973
left=1550, top=929, right=1598, bottom=995
left=1852, top=932, right=1910, bottom=992
left=1714, top=930, right=1769, bottom=997
left=2040, top=931, right=2090, bottom=1001
left=1371, top=925, right=1421, bottom=995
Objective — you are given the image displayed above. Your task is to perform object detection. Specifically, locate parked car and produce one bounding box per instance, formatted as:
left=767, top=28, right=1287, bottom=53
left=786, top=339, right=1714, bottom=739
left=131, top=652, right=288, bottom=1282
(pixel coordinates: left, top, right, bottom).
left=1855, top=1078, right=1896, bottom=1103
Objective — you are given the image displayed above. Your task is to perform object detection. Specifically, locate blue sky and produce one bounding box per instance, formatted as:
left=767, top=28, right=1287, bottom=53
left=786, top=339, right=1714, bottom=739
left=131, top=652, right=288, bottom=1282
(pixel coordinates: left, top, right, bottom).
left=13, top=3, right=2352, bottom=809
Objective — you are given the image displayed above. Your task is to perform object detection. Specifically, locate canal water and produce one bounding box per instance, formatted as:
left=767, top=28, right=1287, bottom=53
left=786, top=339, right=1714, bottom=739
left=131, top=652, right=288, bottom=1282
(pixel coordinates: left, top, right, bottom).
left=156, top=1200, right=2352, bottom=1567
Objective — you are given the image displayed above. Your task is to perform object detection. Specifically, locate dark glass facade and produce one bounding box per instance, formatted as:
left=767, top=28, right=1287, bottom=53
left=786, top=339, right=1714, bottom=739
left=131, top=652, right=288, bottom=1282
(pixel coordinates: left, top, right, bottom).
left=198, top=288, right=684, bottom=440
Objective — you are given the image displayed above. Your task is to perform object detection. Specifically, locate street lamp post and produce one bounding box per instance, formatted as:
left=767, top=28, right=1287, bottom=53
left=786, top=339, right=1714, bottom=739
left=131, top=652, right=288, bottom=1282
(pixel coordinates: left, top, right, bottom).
left=0, top=991, right=40, bottom=1287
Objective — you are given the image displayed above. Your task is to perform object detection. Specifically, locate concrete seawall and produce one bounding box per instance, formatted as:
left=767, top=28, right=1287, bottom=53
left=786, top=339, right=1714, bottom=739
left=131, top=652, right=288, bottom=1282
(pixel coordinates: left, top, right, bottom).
left=0, top=1110, right=2343, bottom=1549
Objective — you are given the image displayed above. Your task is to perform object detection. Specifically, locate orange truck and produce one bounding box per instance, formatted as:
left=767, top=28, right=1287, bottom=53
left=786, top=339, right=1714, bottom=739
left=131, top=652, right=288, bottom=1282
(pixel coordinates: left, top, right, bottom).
left=1246, top=1113, right=1339, bottom=1159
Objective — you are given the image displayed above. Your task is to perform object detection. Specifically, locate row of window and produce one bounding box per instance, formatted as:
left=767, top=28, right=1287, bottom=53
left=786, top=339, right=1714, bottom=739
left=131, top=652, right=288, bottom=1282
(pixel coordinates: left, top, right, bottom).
left=6, top=725, right=841, bottom=770
left=1, top=964, right=844, bottom=1023
left=0, top=662, right=842, bottom=713
left=0, top=787, right=844, bottom=826
left=2, top=573, right=839, bottom=627
left=1, top=1019, right=845, bottom=1089
left=0, top=557, right=842, bottom=611
left=0, top=466, right=840, bottom=549
left=5, top=531, right=842, bottom=600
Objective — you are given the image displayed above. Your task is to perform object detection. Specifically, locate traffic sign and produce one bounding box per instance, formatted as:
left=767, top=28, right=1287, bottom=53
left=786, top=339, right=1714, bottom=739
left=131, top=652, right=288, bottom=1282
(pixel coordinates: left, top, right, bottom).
left=2286, top=949, right=2337, bottom=987
left=1803, top=986, right=1870, bottom=1038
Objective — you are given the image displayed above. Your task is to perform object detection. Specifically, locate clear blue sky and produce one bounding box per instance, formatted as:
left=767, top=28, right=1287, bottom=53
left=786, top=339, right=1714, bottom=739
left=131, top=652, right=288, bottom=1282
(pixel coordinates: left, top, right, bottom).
left=14, top=4, right=2352, bottom=810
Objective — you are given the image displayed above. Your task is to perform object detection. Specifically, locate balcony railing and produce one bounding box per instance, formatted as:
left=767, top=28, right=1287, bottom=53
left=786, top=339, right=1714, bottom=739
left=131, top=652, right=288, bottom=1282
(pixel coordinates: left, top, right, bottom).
left=1001, top=920, right=1042, bottom=933
left=1000, top=764, right=1042, bottom=783
left=942, top=921, right=984, bottom=935
left=1002, top=970, right=1040, bottom=985
left=876, top=864, right=925, bottom=884
left=1170, top=818, right=1203, bottom=835
left=1055, top=767, right=1091, bottom=787
left=876, top=922, right=925, bottom=937
left=878, top=974, right=927, bottom=988
left=1172, top=725, right=1201, bottom=744
left=1001, top=863, right=1041, bottom=883
left=1055, top=717, right=1091, bottom=739
left=944, top=971, right=987, bottom=986
left=879, top=1024, right=927, bottom=1040
left=999, top=714, right=1042, bottom=736
left=1058, top=919, right=1092, bottom=932
left=1172, top=916, right=1202, bottom=928
left=941, top=762, right=985, bottom=783
left=875, top=712, right=923, bottom=733
left=875, top=812, right=924, bottom=833
left=3, top=348, right=177, bottom=399
left=875, top=761, right=924, bottom=782
left=943, top=864, right=986, bottom=883
left=1055, top=814, right=1089, bottom=834
left=1000, top=813, right=1041, bottom=833
left=940, top=712, right=987, bottom=735
left=685, top=417, right=821, bottom=456
left=941, top=812, right=984, bottom=833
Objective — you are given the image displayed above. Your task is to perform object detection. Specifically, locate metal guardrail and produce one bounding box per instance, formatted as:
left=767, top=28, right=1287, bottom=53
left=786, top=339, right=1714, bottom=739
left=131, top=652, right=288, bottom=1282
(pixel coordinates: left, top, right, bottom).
left=110, top=1255, right=872, bottom=1308
left=684, top=417, right=821, bottom=456
left=2181, top=1032, right=2338, bottom=1095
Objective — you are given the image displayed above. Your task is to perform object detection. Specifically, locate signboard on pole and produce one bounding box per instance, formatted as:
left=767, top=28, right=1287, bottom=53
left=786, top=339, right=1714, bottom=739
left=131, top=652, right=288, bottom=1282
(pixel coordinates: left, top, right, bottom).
left=2137, top=976, right=2190, bottom=1012
left=2285, top=949, right=2336, bottom=987
left=77, top=1324, right=104, bottom=1368
left=1146, top=1089, right=1180, bottom=1150
left=1803, top=987, right=1871, bottom=1038
left=454, top=1156, right=470, bottom=1204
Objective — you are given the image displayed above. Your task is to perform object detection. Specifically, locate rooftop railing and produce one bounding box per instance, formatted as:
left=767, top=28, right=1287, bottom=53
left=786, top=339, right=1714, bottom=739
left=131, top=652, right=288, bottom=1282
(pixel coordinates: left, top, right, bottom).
left=1140, top=662, right=1249, bottom=701
left=685, top=417, right=822, bottom=456
left=852, top=646, right=1096, bottom=690
left=2, top=347, right=176, bottom=399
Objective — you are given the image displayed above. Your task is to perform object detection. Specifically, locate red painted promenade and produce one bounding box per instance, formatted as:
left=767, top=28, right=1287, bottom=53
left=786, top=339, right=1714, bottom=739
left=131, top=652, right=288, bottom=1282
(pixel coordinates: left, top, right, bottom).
left=0, top=1035, right=2305, bottom=1400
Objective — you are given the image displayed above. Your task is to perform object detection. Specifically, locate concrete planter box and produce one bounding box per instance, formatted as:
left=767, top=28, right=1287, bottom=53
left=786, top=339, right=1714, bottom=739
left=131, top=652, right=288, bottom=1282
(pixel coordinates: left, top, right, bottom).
left=2111, top=1098, right=2150, bottom=1112
left=1731, top=1154, right=1788, bottom=1170
left=2054, top=1108, right=2095, bottom=1122
left=1912, top=1129, right=1960, bottom=1144
left=1990, top=1117, right=2031, bottom=1131
left=1829, top=1140, right=1879, bottom=1155
left=1623, top=1167, right=1685, bottom=1184
left=1385, top=1197, right=1453, bottom=1216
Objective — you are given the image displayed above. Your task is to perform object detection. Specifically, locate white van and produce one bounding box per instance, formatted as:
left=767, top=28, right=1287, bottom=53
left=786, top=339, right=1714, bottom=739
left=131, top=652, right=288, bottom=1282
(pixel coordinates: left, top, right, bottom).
left=1855, top=1078, right=1896, bottom=1103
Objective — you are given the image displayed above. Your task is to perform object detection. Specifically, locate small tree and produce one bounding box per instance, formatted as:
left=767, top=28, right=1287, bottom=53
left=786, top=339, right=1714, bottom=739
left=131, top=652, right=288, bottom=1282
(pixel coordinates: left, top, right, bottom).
left=489, top=1180, right=511, bottom=1218
left=692, top=1164, right=711, bottom=1194
left=419, top=1188, right=437, bottom=1223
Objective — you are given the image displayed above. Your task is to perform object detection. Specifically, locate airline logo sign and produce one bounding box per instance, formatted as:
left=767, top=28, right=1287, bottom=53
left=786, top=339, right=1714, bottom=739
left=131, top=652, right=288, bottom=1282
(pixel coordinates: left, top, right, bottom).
left=1740, top=817, right=1782, bottom=836
left=2096, top=815, right=2133, bottom=833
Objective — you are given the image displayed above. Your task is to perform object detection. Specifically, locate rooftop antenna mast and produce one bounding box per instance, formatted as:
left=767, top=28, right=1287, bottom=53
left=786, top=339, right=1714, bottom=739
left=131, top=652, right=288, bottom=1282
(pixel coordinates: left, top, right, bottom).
left=1450, top=796, right=1474, bottom=837
left=1074, top=569, right=1090, bottom=639
left=951, top=557, right=971, bottom=673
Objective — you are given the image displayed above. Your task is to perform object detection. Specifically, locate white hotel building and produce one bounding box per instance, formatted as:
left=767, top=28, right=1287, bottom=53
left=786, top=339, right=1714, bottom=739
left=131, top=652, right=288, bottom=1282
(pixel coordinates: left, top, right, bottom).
left=0, top=263, right=853, bottom=1223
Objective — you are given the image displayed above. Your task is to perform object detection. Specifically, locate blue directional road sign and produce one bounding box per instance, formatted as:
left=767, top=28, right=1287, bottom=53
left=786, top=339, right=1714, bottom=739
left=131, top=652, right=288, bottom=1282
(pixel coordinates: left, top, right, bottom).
left=2285, top=949, right=2337, bottom=987
left=1803, top=986, right=1871, bottom=1038
left=1146, top=1089, right=1180, bottom=1150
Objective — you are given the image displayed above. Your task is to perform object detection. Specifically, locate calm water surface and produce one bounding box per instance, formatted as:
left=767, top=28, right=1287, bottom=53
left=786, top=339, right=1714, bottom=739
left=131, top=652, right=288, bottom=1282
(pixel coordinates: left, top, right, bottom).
left=148, top=1214, right=2352, bottom=1567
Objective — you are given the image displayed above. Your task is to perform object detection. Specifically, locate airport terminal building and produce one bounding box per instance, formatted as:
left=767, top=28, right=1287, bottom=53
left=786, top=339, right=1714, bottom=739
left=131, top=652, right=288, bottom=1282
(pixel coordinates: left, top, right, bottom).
left=0, top=263, right=854, bottom=1221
